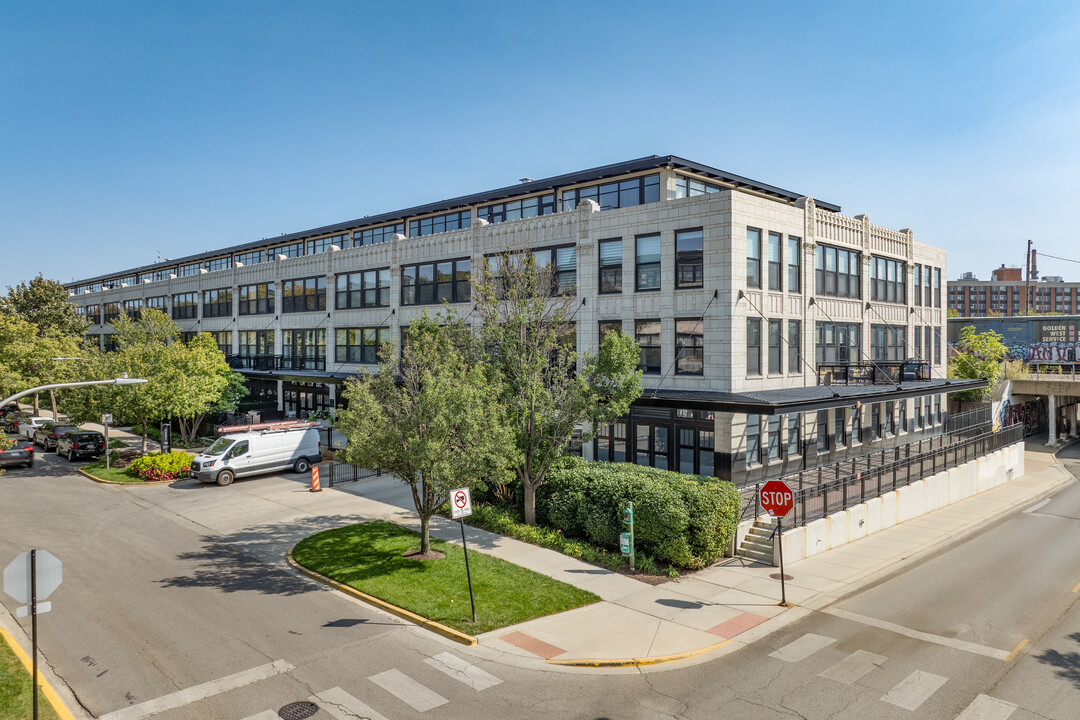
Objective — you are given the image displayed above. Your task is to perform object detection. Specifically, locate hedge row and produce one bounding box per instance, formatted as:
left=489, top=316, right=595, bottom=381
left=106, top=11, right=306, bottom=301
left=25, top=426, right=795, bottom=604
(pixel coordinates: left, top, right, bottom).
left=536, top=457, right=740, bottom=570
left=128, top=451, right=192, bottom=480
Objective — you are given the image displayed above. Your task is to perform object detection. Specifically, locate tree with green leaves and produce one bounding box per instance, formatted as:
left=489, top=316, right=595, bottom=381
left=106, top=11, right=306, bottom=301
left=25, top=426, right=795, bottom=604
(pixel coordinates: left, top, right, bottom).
left=177, top=367, right=249, bottom=445
left=948, top=325, right=1009, bottom=402
left=474, top=248, right=643, bottom=525
left=0, top=274, right=87, bottom=339
left=336, top=312, right=516, bottom=555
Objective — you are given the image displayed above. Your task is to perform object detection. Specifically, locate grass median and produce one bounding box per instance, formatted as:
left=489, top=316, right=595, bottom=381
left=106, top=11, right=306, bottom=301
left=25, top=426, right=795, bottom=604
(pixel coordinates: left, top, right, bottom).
left=0, top=632, right=60, bottom=720
left=80, top=460, right=144, bottom=483
left=292, top=521, right=600, bottom=635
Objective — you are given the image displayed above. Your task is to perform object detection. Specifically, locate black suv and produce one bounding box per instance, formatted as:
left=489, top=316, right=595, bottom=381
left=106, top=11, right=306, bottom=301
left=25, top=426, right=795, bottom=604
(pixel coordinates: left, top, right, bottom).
left=34, top=422, right=78, bottom=451
left=55, top=430, right=105, bottom=461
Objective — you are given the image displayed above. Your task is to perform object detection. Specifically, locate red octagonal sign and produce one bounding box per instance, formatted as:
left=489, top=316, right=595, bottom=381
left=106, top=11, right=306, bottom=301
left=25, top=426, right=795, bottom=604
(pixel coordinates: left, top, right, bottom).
left=759, top=480, right=794, bottom=518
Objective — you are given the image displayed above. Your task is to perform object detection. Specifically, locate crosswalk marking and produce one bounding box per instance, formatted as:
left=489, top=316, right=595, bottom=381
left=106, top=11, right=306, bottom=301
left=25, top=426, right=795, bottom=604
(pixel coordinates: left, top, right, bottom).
left=769, top=633, right=836, bottom=663
left=881, top=670, right=948, bottom=711
left=312, top=687, right=389, bottom=720
left=955, top=694, right=1018, bottom=720
left=825, top=608, right=1010, bottom=660
left=818, top=650, right=888, bottom=685
left=369, top=668, right=448, bottom=712
left=424, top=652, right=502, bottom=690
left=239, top=712, right=278, bottom=720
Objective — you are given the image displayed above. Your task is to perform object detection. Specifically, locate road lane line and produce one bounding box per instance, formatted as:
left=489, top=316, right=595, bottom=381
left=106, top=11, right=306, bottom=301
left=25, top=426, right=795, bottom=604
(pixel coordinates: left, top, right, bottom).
left=818, top=650, right=887, bottom=685
left=1024, top=499, right=1050, bottom=513
left=881, top=670, right=947, bottom=711
left=369, top=669, right=448, bottom=712
left=1072, top=581, right=1080, bottom=593
left=98, top=659, right=294, bottom=720
left=1004, top=639, right=1029, bottom=662
left=768, top=633, right=836, bottom=663
left=424, top=652, right=502, bottom=690
left=313, top=687, right=389, bottom=720
left=825, top=608, right=1009, bottom=660
left=955, top=694, right=1018, bottom=720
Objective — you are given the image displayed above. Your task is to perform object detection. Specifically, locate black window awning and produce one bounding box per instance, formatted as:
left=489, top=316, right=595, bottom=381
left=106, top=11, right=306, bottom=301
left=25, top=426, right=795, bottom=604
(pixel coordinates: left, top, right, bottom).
left=633, top=378, right=989, bottom=416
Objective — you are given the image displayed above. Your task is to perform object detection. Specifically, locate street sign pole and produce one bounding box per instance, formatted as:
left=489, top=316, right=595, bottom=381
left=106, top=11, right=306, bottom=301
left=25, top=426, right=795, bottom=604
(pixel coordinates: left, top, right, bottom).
left=105, top=423, right=110, bottom=471
left=776, top=519, right=788, bottom=608
left=30, top=549, right=37, bottom=720
left=759, top=480, right=794, bottom=607
left=458, top=519, right=476, bottom=623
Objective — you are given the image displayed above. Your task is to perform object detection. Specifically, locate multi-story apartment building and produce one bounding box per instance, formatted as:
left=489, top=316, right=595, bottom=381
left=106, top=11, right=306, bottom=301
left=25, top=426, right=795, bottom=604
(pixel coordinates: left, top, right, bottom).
left=66, top=155, right=979, bottom=485
left=949, top=264, right=1080, bottom=317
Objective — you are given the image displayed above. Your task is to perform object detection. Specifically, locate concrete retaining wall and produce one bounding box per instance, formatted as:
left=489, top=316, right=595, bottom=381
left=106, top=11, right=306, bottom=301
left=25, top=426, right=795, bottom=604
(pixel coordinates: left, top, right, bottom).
left=736, top=442, right=1025, bottom=565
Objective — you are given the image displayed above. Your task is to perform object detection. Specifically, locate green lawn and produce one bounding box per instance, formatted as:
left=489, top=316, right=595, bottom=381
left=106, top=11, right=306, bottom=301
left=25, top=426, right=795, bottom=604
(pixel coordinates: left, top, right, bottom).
left=0, top=633, right=60, bottom=720
left=80, top=460, right=144, bottom=483
left=292, top=521, right=600, bottom=635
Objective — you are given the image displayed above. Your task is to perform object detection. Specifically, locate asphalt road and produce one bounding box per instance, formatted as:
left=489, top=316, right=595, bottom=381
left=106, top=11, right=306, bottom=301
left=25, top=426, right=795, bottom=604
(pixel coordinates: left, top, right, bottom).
left=3, top=443, right=1080, bottom=719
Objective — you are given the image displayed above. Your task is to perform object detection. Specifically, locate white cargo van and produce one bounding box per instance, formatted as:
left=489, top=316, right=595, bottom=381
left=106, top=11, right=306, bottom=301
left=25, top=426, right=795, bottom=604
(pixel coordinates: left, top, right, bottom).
left=189, top=421, right=323, bottom=486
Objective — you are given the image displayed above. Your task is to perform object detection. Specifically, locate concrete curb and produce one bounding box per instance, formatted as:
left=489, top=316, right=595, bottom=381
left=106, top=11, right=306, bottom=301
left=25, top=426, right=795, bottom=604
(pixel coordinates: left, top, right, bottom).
left=285, top=550, right=478, bottom=647
left=545, top=638, right=735, bottom=668
left=0, top=624, right=78, bottom=720
left=76, top=468, right=172, bottom=486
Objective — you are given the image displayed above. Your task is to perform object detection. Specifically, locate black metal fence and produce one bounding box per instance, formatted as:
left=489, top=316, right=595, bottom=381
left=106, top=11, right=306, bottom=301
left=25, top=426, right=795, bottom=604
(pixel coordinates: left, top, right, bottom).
left=740, top=423, right=1023, bottom=528
left=945, top=405, right=992, bottom=438
left=326, top=460, right=380, bottom=486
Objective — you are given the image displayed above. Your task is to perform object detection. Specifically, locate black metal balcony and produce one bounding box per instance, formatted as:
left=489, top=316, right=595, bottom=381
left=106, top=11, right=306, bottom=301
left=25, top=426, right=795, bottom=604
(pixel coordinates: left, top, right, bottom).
left=817, top=361, right=931, bottom=386
left=226, top=354, right=326, bottom=372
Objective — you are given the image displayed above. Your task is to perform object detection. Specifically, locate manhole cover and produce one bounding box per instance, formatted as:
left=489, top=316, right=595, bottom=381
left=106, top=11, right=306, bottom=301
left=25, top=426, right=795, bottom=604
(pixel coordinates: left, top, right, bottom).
left=769, top=573, right=794, bottom=581
left=278, top=701, right=319, bottom=720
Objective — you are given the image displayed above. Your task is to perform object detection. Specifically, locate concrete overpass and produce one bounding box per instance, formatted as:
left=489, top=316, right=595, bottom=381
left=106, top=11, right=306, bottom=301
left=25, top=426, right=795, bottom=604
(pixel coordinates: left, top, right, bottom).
left=1008, top=371, right=1080, bottom=444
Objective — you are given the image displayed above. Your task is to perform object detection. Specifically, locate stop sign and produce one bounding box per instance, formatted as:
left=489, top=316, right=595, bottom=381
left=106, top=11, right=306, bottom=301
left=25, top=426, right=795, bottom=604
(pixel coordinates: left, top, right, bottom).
left=759, top=480, right=794, bottom=517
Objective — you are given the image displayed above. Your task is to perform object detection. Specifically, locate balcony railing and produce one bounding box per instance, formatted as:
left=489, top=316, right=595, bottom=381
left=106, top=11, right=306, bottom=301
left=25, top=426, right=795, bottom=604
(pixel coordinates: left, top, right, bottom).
left=226, top=354, right=326, bottom=372
left=817, top=361, right=931, bottom=386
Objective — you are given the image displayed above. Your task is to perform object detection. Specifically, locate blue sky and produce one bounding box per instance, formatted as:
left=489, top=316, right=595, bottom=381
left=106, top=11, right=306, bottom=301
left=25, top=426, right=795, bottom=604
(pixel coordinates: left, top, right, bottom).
left=1, top=1, right=1077, bottom=290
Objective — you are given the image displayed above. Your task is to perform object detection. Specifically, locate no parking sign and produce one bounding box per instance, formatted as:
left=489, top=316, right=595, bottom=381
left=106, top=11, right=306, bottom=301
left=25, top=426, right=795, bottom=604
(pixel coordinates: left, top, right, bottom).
left=451, top=487, right=473, bottom=519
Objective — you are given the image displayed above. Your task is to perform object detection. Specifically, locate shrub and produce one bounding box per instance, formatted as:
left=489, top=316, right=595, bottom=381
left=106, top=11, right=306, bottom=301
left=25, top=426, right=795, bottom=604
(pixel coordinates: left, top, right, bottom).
left=536, top=457, right=740, bottom=570
left=128, top=451, right=192, bottom=481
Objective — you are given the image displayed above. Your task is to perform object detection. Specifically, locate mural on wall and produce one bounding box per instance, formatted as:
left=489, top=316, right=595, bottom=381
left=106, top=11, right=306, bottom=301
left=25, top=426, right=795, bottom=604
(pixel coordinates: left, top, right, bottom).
left=1023, top=342, right=1080, bottom=363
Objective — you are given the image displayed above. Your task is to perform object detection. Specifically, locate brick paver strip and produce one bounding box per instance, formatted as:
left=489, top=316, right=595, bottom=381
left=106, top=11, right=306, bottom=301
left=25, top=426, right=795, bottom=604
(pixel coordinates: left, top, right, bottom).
left=498, top=631, right=566, bottom=659
left=707, top=612, right=768, bottom=639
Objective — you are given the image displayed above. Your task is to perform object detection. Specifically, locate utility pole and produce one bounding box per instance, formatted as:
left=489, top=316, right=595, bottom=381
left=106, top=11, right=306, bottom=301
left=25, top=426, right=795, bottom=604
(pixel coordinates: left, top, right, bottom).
left=1025, top=239, right=1032, bottom=315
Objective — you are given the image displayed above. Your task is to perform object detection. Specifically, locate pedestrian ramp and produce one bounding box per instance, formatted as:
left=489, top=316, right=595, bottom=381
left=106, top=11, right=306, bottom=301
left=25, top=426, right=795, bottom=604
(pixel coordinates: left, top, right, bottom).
left=769, top=633, right=1020, bottom=718
left=240, top=652, right=501, bottom=719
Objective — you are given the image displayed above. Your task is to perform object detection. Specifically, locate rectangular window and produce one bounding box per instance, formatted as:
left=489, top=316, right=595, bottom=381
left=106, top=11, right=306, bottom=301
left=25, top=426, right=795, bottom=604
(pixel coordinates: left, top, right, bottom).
left=81, top=304, right=101, bottom=324
left=202, top=288, right=232, bottom=318
left=675, top=228, right=703, bottom=289
left=283, top=329, right=326, bottom=370
left=767, top=231, right=782, bottom=291
left=747, top=318, right=761, bottom=375
left=238, top=283, right=274, bottom=315
left=768, top=319, right=782, bottom=374
left=767, top=416, right=781, bottom=462
left=211, top=330, right=232, bottom=355
left=178, top=263, right=201, bottom=277
left=816, top=410, right=829, bottom=452
left=871, top=404, right=880, bottom=440
left=282, top=277, right=327, bottom=313
left=599, top=238, right=623, bottom=293
left=675, top=319, right=704, bottom=375
left=925, top=395, right=933, bottom=426
left=171, top=293, right=197, bottom=320
left=914, top=326, right=923, bottom=360
left=871, top=325, right=906, bottom=361
left=925, top=269, right=933, bottom=310
left=925, top=327, right=932, bottom=364
left=788, top=320, right=801, bottom=373
left=934, top=395, right=941, bottom=423
left=835, top=408, right=846, bottom=447
left=535, top=246, right=576, bottom=294
left=674, top=174, right=722, bottom=197
left=353, top=222, right=404, bottom=246
left=886, top=401, right=896, bottom=436
left=787, top=414, right=800, bottom=457
left=871, top=256, right=907, bottom=304
left=934, top=268, right=942, bottom=307
left=335, top=327, right=390, bottom=364
left=746, top=416, right=760, bottom=467
left=235, top=249, right=265, bottom=266
left=815, top=322, right=861, bottom=364
left=409, top=210, right=471, bottom=238
left=636, top=319, right=661, bottom=374
left=274, top=242, right=305, bottom=259
left=934, top=333, right=941, bottom=364
left=915, top=396, right=924, bottom=428
left=899, top=400, right=907, bottom=433
left=815, top=244, right=862, bottom=299
left=205, top=257, right=231, bottom=273
left=746, top=228, right=762, bottom=289
left=853, top=405, right=863, bottom=443
left=477, top=194, right=555, bottom=224
left=913, top=264, right=922, bottom=306
left=635, top=234, right=661, bottom=291
left=402, top=259, right=470, bottom=306
left=238, top=330, right=274, bottom=358
left=787, top=236, right=801, bottom=292
left=561, top=174, right=660, bottom=211
left=308, top=234, right=347, bottom=254
left=336, top=268, right=391, bottom=309
left=599, top=320, right=622, bottom=340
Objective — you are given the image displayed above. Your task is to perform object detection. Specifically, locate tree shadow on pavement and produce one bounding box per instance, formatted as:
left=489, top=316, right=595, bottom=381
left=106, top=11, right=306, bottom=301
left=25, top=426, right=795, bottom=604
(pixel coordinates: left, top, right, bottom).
left=157, top=513, right=370, bottom=597
left=1035, top=631, right=1080, bottom=688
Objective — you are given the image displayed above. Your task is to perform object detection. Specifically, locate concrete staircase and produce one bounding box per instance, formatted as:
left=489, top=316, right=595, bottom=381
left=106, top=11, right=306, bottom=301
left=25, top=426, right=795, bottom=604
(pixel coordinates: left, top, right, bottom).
left=738, top=518, right=777, bottom=566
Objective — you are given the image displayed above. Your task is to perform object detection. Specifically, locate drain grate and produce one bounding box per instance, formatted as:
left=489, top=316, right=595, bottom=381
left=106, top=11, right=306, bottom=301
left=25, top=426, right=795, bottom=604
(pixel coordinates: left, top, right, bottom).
left=769, top=573, right=794, bottom=581
left=278, top=701, right=319, bottom=720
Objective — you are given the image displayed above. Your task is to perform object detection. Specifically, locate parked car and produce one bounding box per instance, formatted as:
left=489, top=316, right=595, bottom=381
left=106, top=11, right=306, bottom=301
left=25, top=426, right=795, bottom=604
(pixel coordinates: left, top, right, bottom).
left=55, top=430, right=105, bottom=462
left=0, top=436, right=34, bottom=469
left=33, top=422, right=78, bottom=451
left=2, top=411, right=32, bottom=434
left=190, top=423, right=322, bottom=486
left=19, top=416, right=53, bottom=440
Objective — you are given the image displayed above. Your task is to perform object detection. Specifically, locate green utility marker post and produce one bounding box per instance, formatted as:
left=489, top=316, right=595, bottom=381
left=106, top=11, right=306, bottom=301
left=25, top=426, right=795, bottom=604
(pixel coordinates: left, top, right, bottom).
left=620, top=502, right=635, bottom=570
